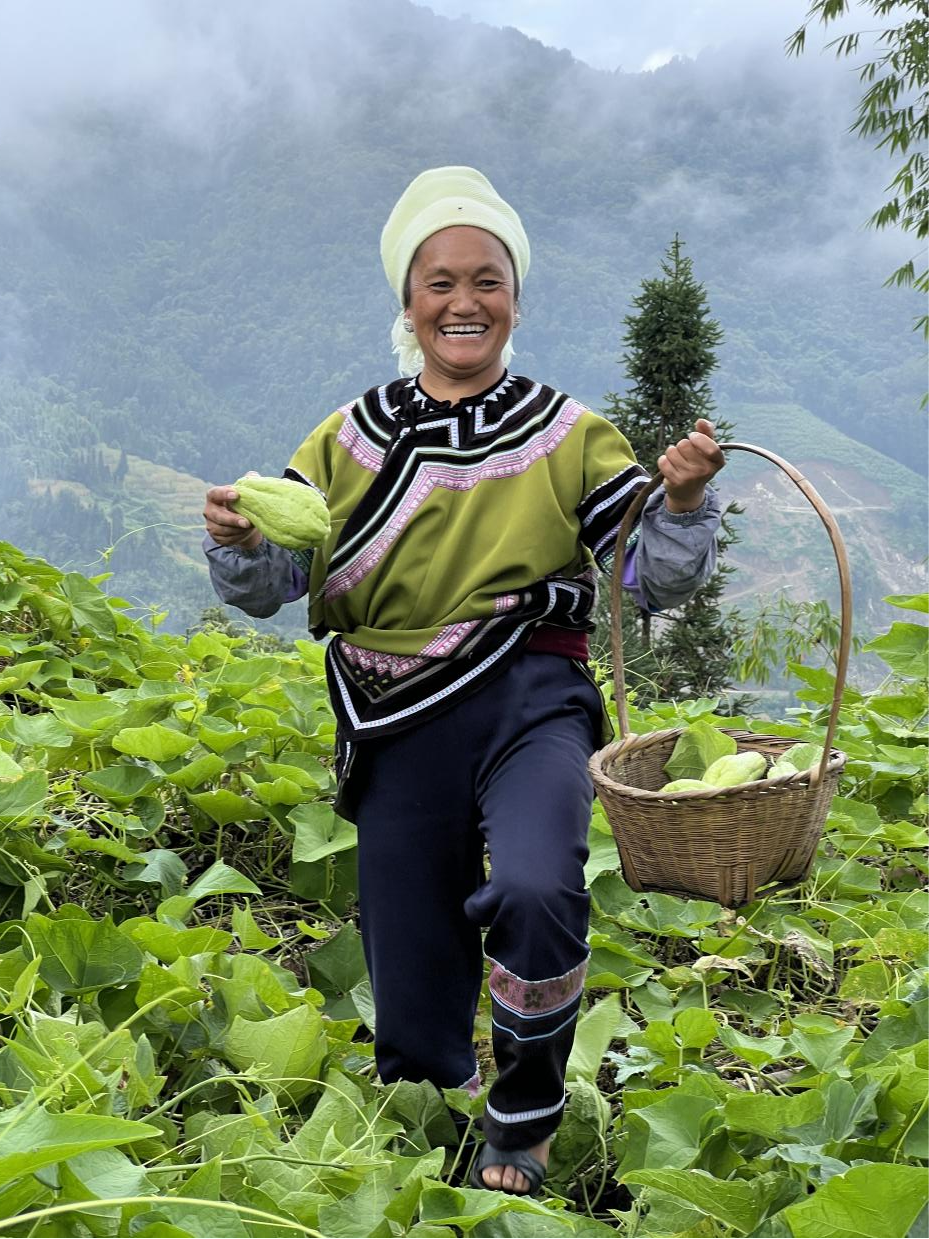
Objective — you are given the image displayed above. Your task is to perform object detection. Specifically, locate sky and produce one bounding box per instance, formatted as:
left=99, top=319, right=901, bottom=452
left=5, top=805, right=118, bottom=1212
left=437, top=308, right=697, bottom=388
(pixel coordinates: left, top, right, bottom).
left=414, top=0, right=852, bottom=72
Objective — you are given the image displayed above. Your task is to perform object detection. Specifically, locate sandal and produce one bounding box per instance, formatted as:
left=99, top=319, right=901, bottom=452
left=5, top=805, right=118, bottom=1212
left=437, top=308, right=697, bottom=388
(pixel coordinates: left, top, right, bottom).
left=469, top=1140, right=547, bottom=1196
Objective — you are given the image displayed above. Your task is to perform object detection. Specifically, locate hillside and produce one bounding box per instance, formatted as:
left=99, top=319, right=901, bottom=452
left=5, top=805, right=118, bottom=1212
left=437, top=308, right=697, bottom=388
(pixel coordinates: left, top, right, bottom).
left=715, top=402, right=927, bottom=635
left=0, top=0, right=924, bottom=629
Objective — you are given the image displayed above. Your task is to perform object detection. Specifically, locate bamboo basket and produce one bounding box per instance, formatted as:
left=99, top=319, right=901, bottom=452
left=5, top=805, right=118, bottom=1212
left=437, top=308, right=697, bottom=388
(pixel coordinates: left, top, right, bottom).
left=588, top=443, right=852, bottom=908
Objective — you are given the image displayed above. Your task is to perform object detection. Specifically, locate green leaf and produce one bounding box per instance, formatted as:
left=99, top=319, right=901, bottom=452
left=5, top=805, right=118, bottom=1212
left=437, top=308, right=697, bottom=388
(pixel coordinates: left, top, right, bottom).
left=5, top=712, right=71, bottom=748
left=585, top=942, right=654, bottom=990
left=197, top=715, right=246, bottom=753
left=782, top=1163, right=927, bottom=1238
left=812, top=857, right=883, bottom=899
left=419, top=1182, right=559, bottom=1228
left=187, top=788, right=265, bottom=826
left=718, top=1025, right=787, bottom=1068
left=161, top=752, right=227, bottom=789
left=291, top=801, right=358, bottom=864
left=567, top=994, right=636, bottom=1082
left=723, top=1088, right=823, bottom=1139
left=241, top=772, right=305, bottom=806
left=50, top=698, right=126, bottom=735
left=674, top=1008, right=720, bottom=1050
left=663, top=722, right=737, bottom=782
left=307, top=923, right=368, bottom=997
left=232, top=901, right=282, bottom=950
left=186, top=860, right=261, bottom=900
left=0, top=660, right=44, bottom=693
left=223, top=1003, right=327, bottom=1102
left=0, top=1105, right=159, bottom=1188
left=618, top=1091, right=719, bottom=1174
left=382, top=1080, right=459, bottom=1154
left=79, top=763, right=163, bottom=804
left=59, top=572, right=118, bottom=637
left=123, top=849, right=188, bottom=897
left=839, top=961, right=897, bottom=1002
left=786, top=1015, right=856, bottom=1074
left=885, top=593, right=928, bottom=614
left=64, top=828, right=140, bottom=864
left=125, top=920, right=233, bottom=964
left=864, top=622, right=928, bottom=679
left=619, top=893, right=723, bottom=938
left=0, top=751, right=23, bottom=783
left=113, top=723, right=197, bottom=761
left=0, top=770, right=48, bottom=825
left=1, top=955, right=42, bottom=1015
left=26, top=913, right=145, bottom=994
left=58, top=1145, right=150, bottom=1201
left=621, top=1168, right=781, bottom=1235
left=213, top=953, right=298, bottom=1020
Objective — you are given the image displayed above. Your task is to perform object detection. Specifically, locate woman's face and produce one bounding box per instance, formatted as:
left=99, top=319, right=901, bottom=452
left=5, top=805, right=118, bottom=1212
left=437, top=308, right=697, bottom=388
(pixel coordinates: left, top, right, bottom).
left=406, top=226, right=517, bottom=393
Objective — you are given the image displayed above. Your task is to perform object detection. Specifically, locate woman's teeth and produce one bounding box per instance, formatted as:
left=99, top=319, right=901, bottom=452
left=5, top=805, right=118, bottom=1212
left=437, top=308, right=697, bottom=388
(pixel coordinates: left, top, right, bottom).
left=440, top=325, right=487, bottom=336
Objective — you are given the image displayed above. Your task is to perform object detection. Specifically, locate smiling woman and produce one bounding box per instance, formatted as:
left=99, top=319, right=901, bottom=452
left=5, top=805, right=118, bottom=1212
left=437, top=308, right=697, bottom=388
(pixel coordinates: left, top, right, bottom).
left=201, top=164, right=724, bottom=1198
left=405, top=227, right=518, bottom=401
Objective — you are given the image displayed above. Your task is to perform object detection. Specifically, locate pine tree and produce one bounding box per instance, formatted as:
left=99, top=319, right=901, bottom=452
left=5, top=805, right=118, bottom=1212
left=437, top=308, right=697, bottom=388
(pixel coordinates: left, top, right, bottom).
left=602, top=235, right=744, bottom=703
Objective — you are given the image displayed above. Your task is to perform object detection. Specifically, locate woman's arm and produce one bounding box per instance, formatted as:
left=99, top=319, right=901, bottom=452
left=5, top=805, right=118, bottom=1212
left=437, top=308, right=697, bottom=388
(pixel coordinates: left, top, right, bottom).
left=202, top=474, right=309, bottom=618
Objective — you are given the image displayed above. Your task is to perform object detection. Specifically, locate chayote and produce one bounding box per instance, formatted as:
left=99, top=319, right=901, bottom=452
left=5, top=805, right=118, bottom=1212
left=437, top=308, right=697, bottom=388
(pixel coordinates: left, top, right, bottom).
left=231, top=476, right=331, bottom=550
left=658, top=778, right=716, bottom=794
left=702, top=751, right=767, bottom=788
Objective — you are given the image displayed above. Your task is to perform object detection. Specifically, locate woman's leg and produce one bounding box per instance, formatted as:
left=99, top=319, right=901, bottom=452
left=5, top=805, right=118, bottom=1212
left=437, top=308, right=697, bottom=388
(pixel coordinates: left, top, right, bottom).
left=465, top=655, right=602, bottom=1172
left=352, top=722, right=487, bottom=1093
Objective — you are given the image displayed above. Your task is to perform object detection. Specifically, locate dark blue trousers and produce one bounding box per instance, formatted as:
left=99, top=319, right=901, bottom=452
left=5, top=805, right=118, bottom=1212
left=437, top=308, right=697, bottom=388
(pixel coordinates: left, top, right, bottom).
left=352, top=652, right=602, bottom=1150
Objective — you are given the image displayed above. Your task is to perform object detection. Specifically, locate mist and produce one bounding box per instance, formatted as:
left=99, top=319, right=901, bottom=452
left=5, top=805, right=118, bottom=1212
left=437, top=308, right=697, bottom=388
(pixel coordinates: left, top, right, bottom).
left=0, top=0, right=922, bottom=639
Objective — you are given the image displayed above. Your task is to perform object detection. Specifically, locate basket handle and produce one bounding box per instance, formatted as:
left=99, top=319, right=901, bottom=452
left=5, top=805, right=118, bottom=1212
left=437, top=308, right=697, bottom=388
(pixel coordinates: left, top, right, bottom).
left=609, top=442, right=853, bottom=787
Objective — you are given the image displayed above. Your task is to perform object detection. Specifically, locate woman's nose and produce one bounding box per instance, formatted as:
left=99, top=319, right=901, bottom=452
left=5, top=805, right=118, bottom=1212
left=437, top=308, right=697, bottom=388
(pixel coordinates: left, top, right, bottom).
left=449, top=286, right=479, bottom=313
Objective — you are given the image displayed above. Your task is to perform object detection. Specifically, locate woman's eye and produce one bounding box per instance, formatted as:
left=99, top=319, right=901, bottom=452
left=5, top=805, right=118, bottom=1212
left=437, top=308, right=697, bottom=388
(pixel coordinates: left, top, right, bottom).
left=430, top=282, right=452, bottom=291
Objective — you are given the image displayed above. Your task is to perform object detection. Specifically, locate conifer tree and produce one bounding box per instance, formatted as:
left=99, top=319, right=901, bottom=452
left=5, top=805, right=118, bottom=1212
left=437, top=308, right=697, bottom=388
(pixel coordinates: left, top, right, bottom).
left=602, top=235, right=744, bottom=703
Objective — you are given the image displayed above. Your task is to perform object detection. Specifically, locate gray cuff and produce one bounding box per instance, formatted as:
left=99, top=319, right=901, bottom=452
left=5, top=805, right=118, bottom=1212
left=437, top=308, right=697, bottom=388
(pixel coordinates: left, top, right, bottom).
left=202, top=533, right=297, bottom=618
left=636, top=485, right=722, bottom=610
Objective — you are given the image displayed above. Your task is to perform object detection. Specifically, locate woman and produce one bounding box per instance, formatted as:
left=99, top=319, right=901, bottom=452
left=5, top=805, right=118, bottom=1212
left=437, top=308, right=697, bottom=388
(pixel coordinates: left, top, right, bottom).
left=203, top=166, right=723, bottom=1196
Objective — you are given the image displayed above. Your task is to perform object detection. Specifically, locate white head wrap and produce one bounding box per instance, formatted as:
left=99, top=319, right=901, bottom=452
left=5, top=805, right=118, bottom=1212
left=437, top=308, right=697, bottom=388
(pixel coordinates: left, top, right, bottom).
left=380, top=166, right=530, bottom=376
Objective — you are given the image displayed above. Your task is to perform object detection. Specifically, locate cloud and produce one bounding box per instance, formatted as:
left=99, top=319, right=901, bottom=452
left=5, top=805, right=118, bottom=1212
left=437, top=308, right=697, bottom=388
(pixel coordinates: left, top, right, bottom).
left=640, top=49, right=680, bottom=72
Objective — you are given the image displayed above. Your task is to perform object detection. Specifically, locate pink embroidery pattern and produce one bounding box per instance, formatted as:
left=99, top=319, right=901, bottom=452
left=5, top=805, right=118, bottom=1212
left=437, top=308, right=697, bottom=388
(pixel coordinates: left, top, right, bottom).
left=339, top=643, right=428, bottom=678
left=488, top=956, right=588, bottom=1017
left=419, top=620, right=480, bottom=658
left=337, top=413, right=384, bottom=474
left=339, top=622, right=480, bottom=680
left=326, top=402, right=583, bottom=600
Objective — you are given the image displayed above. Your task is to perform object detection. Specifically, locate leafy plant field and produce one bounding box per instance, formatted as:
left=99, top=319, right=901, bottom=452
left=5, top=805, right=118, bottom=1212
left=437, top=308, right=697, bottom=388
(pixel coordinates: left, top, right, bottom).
left=0, top=540, right=925, bottom=1237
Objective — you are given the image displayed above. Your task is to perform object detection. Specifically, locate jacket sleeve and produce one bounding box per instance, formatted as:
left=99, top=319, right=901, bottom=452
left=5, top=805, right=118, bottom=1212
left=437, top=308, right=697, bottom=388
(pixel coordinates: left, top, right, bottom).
left=631, top=486, right=722, bottom=611
left=201, top=412, right=341, bottom=618
left=577, top=411, right=721, bottom=612
left=202, top=534, right=308, bottom=618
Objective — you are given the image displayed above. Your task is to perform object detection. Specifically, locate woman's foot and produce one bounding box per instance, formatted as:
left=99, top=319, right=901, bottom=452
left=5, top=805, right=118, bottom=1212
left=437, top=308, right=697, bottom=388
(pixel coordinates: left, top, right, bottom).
left=477, top=1137, right=550, bottom=1194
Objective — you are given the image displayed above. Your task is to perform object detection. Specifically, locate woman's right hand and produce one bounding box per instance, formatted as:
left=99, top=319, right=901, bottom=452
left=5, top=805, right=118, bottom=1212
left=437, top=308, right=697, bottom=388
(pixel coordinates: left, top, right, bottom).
left=203, top=471, right=264, bottom=549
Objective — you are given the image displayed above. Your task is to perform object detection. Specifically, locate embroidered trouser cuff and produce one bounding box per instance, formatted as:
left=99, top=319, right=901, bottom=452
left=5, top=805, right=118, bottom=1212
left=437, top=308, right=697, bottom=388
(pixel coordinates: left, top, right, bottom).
left=480, top=955, right=588, bottom=1149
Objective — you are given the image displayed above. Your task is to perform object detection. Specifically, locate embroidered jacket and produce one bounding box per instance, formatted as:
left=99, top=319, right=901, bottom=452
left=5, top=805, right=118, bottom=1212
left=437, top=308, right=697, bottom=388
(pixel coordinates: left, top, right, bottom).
left=279, top=373, right=650, bottom=737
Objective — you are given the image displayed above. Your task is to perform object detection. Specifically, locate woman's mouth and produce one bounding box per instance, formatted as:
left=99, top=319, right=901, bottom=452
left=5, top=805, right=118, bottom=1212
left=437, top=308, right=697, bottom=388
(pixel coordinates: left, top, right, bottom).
left=439, top=324, right=488, bottom=337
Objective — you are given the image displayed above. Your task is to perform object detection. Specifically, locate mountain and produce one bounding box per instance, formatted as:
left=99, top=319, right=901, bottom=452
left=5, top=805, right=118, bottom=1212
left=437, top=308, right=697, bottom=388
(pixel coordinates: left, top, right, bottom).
left=0, top=0, right=924, bottom=634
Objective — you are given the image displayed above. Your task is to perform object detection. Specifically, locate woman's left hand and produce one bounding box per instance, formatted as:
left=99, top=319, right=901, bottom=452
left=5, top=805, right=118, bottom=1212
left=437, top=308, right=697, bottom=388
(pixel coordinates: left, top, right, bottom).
left=658, top=418, right=725, bottom=513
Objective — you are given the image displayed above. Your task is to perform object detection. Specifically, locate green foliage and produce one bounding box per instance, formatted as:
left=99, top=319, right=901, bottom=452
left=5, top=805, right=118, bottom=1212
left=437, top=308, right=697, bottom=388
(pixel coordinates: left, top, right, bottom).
left=0, top=545, right=925, bottom=1235
left=787, top=0, right=928, bottom=332
left=603, top=235, right=745, bottom=702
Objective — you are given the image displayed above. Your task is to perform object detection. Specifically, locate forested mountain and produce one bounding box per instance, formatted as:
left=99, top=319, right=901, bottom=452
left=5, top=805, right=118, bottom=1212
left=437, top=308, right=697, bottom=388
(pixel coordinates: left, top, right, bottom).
left=0, top=0, right=924, bottom=633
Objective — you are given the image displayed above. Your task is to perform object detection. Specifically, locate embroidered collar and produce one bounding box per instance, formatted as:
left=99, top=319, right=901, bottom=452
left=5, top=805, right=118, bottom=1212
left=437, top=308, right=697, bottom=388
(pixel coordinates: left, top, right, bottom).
left=404, top=371, right=516, bottom=421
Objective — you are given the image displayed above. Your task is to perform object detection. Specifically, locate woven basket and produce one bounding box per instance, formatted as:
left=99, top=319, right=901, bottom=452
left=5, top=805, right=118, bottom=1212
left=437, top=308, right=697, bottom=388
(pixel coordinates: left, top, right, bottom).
left=589, top=442, right=853, bottom=908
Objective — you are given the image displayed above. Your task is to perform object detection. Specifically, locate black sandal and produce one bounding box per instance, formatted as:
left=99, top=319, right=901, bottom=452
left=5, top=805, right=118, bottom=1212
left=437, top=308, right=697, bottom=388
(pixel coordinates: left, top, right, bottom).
left=469, top=1141, right=547, bottom=1196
